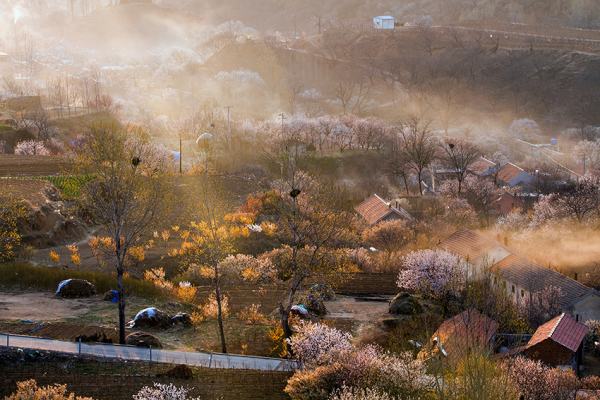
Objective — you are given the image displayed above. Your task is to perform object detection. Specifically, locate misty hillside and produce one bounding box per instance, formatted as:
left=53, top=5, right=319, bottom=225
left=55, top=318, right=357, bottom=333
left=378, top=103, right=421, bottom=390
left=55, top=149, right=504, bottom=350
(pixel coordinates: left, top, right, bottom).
left=66, top=4, right=205, bottom=54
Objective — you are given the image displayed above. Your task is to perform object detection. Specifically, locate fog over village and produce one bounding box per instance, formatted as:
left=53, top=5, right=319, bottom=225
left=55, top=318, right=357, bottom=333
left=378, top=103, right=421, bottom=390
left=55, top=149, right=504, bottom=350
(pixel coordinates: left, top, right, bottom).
left=1, top=0, right=600, bottom=399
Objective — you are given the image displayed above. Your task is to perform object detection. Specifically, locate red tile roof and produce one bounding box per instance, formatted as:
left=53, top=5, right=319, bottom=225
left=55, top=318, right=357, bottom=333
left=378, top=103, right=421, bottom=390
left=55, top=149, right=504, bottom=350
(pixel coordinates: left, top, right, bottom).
left=467, top=157, right=497, bottom=176
left=421, top=309, right=499, bottom=359
left=492, top=193, right=524, bottom=215
left=495, top=254, right=591, bottom=308
left=496, top=163, right=525, bottom=184
left=527, top=313, right=588, bottom=353
left=438, top=227, right=508, bottom=261
left=354, top=194, right=411, bottom=225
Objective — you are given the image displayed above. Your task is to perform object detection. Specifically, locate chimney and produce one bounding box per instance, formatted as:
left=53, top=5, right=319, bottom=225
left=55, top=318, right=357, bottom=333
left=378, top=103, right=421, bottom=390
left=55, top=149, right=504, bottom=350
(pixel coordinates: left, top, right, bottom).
left=504, top=237, right=508, bottom=246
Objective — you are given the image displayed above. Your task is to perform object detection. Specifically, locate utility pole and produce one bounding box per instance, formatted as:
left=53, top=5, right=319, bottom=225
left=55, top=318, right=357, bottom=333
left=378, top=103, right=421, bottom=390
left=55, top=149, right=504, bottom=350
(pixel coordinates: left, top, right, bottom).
left=583, top=153, right=587, bottom=178
left=225, top=106, right=233, bottom=152
left=179, top=137, right=182, bottom=175
left=279, top=112, right=286, bottom=136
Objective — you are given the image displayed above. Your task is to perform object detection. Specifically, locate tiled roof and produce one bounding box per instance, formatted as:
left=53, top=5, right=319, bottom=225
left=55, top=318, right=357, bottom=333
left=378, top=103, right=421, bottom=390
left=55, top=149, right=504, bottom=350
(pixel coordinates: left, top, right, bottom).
left=354, top=194, right=411, bottom=225
left=495, top=254, right=592, bottom=308
left=497, top=163, right=525, bottom=184
left=467, top=157, right=497, bottom=176
left=422, top=309, right=499, bottom=359
left=527, top=313, right=588, bottom=353
left=492, top=193, right=524, bottom=215
left=438, top=227, right=507, bottom=261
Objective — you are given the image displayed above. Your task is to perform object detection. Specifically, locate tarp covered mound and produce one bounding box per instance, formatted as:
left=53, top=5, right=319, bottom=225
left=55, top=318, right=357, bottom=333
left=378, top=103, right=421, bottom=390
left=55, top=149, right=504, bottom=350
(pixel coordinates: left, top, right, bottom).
left=128, top=308, right=172, bottom=329
left=170, top=313, right=192, bottom=325
left=103, top=290, right=119, bottom=303
left=125, top=332, right=163, bottom=348
left=55, top=279, right=96, bottom=298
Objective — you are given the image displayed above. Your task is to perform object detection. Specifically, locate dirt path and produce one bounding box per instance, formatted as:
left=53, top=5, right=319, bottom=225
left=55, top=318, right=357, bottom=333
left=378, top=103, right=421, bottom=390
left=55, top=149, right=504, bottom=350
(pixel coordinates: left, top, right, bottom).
left=324, top=296, right=392, bottom=336
left=0, top=291, right=95, bottom=321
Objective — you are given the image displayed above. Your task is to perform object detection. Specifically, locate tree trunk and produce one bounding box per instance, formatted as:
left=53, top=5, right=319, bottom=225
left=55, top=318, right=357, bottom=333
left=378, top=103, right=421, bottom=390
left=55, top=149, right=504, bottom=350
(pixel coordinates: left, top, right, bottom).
left=117, top=270, right=126, bottom=344
left=279, top=301, right=294, bottom=356
left=214, top=271, right=227, bottom=353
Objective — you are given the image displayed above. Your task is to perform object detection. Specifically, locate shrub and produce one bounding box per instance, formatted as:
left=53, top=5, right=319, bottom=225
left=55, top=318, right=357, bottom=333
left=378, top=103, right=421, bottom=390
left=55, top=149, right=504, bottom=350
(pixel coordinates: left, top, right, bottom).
left=5, top=379, right=94, bottom=400
left=133, top=383, right=200, bottom=400
left=219, top=254, right=277, bottom=285
left=287, top=321, right=352, bottom=366
left=285, top=345, right=433, bottom=400
left=329, top=386, right=393, bottom=400
left=236, top=303, right=266, bottom=325
left=503, top=356, right=580, bottom=400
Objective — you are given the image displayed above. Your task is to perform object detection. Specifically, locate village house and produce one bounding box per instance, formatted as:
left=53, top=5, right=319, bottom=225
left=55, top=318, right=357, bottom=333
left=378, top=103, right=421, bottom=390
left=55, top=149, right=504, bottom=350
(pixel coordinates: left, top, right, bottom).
left=522, top=313, right=588, bottom=371
left=495, top=254, right=600, bottom=323
left=491, top=192, right=525, bottom=216
left=437, top=227, right=515, bottom=274
left=439, top=228, right=600, bottom=321
left=420, top=309, right=499, bottom=364
left=495, top=162, right=535, bottom=188
left=354, top=193, right=412, bottom=225
left=467, top=157, right=498, bottom=177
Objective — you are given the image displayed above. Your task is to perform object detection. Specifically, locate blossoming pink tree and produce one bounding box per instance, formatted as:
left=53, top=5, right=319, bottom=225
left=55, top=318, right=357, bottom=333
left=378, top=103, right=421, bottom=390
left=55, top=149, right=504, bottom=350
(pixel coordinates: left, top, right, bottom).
left=397, top=249, right=467, bottom=314
left=14, top=140, right=50, bottom=155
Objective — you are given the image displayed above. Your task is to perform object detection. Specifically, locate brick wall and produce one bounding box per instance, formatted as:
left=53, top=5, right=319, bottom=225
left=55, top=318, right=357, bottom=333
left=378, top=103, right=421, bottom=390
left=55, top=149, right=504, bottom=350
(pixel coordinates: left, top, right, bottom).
left=524, top=338, right=573, bottom=367
left=1, top=362, right=292, bottom=400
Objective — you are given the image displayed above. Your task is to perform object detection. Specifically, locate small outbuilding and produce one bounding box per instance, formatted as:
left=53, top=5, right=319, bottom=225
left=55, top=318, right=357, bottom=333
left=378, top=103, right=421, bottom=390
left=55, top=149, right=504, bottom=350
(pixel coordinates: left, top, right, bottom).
left=523, top=313, right=587, bottom=371
left=373, top=16, right=395, bottom=30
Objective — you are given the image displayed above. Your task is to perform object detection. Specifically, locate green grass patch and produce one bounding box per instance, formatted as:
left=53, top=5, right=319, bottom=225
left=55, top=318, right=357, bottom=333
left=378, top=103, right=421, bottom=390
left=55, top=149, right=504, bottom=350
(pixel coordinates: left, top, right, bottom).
left=0, top=262, right=165, bottom=299
left=17, top=175, right=91, bottom=199
left=0, top=125, right=12, bottom=131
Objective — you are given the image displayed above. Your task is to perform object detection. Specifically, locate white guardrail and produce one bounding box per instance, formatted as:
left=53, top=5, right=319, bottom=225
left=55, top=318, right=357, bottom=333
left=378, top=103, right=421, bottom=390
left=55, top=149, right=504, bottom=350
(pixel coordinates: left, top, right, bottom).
left=0, top=333, right=293, bottom=371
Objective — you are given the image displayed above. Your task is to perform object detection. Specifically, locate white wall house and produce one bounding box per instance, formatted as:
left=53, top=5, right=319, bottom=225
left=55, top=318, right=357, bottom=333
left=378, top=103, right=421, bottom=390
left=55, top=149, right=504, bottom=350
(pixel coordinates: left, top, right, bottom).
left=373, top=16, right=395, bottom=30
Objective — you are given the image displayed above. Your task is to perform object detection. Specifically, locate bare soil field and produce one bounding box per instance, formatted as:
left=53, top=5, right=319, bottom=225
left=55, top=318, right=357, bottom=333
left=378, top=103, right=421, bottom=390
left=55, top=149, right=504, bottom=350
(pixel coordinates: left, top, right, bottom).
left=0, top=291, right=94, bottom=321
left=0, top=155, right=69, bottom=176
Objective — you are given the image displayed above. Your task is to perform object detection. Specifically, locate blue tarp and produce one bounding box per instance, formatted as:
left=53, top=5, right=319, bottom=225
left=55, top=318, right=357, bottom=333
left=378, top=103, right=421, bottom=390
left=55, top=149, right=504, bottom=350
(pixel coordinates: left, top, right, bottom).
left=110, top=290, right=118, bottom=303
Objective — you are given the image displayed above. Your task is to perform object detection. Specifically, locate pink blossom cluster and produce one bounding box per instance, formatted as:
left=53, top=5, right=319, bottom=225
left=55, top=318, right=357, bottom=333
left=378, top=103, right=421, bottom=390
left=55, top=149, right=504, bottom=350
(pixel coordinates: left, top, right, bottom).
left=133, top=383, right=200, bottom=400
left=287, top=320, right=352, bottom=366
left=397, top=249, right=467, bottom=299
left=285, top=343, right=434, bottom=399
left=503, top=356, right=579, bottom=400
left=14, top=140, right=50, bottom=155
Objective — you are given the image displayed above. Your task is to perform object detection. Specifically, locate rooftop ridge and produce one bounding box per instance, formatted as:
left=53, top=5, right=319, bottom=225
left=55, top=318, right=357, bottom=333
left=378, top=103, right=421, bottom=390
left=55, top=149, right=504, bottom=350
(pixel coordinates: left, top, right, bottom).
left=549, top=313, right=565, bottom=339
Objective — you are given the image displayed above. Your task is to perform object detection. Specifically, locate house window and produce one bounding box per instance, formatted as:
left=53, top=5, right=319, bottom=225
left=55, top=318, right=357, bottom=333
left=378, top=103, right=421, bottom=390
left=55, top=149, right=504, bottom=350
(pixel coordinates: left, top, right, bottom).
left=521, top=289, right=524, bottom=297
left=576, top=314, right=579, bottom=322
left=512, top=285, right=515, bottom=293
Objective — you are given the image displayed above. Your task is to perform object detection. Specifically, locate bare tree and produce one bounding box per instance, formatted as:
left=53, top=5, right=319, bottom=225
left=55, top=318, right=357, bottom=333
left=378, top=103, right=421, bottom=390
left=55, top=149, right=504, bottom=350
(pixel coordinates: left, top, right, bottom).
left=394, top=116, right=438, bottom=195
left=72, top=123, right=173, bottom=344
left=29, top=108, right=54, bottom=141
left=439, top=137, right=481, bottom=195
left=268, top=151, right=353, bottom=352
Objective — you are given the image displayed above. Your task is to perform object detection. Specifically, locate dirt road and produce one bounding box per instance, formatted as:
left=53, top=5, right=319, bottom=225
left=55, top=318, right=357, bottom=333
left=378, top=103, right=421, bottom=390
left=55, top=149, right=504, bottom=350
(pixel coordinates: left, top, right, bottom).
left=0, top=291, right=94, bottom=321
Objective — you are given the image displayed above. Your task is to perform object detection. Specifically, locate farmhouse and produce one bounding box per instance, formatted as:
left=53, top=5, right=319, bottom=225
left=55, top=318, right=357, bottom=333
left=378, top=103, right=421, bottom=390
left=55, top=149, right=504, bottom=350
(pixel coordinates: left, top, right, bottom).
left=41, top=39, right=83, bottom=64
left=523, top=313, right=587, bottom=371
left=420, top=309, right=499, bottom=363
left=437, top=227, right=515, bottom=273
left=467, top=157, right=498, bottom=177
left=491, top=192, right=524, bottom=215
left=495, top=254, right=600, bottom=322
left=354, top=194, right=412, bottom=225
left=496, top=162, right=535, bottom=187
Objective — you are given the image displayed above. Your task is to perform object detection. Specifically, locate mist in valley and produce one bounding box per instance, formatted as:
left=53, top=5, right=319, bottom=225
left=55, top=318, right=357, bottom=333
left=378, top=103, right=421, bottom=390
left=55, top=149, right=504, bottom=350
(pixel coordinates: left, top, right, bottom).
left=2, top=0, right=600, bottom=284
